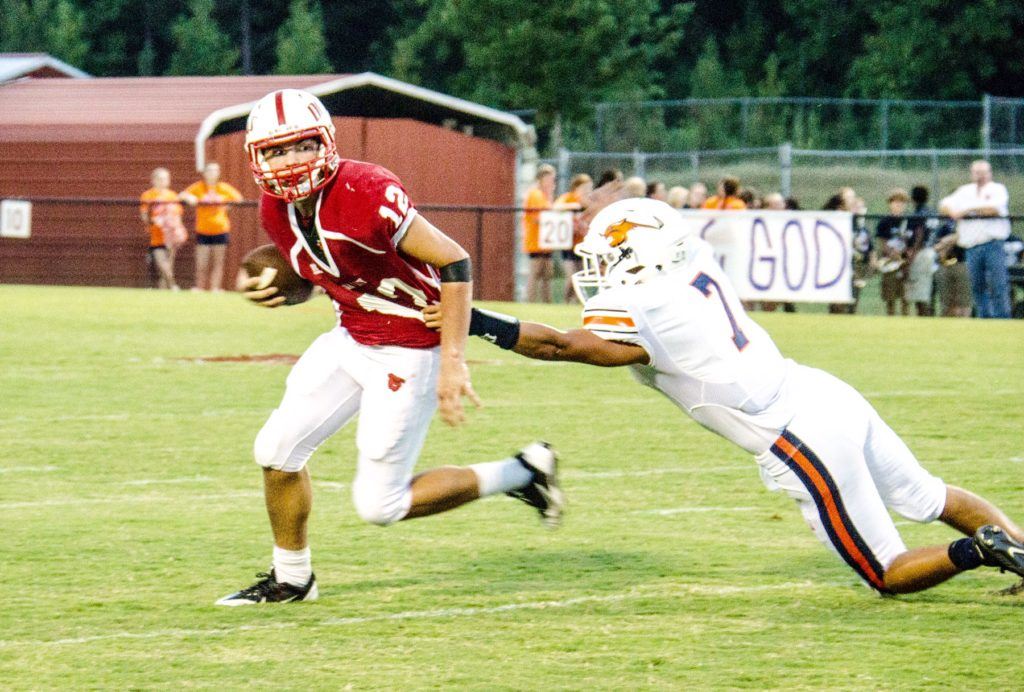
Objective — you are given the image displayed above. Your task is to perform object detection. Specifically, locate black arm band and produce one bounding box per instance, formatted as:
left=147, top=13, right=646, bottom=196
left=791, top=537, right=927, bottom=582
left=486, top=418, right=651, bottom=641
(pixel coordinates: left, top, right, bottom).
left=439, top=257, right=472, bottom=282
left=469, top=308, right=520, bottom=350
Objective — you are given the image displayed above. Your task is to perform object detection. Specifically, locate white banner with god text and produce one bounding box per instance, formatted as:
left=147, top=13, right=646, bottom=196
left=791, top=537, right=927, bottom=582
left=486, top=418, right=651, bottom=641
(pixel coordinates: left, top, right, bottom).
left=683, top=210, right=853, bottom=303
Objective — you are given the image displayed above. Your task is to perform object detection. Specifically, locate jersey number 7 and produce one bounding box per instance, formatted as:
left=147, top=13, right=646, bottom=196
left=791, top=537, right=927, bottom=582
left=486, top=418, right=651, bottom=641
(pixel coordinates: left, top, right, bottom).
left=690, top=272, right=750, bottom=350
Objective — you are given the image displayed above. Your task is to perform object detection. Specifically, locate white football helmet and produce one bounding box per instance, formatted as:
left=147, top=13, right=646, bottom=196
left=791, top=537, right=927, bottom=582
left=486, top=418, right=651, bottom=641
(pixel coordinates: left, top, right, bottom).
left=571, top=197, right=699, bottom=302
left=245, top=89, right=340, bottom=201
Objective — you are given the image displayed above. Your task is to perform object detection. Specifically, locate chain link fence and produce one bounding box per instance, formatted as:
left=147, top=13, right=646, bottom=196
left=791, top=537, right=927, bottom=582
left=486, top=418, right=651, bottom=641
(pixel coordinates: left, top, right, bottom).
left=586, top=95, right=1024, bottom=153
left=543, top=146, right=1024, bottom=215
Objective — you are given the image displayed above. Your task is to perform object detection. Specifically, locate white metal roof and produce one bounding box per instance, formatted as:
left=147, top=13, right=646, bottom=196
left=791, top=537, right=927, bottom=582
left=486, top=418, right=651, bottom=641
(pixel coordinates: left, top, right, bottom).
left=0, top=53, right=90, bottom=82
left=195, top=71, right=533, bottom=169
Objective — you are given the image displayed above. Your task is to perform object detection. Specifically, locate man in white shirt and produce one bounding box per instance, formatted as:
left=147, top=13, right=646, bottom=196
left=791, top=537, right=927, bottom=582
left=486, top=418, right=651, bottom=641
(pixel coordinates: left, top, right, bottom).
left=939, top=160, right=1012, bottom=318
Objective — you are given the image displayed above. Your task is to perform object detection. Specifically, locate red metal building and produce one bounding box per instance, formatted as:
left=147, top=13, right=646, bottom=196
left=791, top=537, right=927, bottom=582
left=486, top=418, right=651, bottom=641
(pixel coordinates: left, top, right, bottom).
left=0, top=73, right=530, bottom=299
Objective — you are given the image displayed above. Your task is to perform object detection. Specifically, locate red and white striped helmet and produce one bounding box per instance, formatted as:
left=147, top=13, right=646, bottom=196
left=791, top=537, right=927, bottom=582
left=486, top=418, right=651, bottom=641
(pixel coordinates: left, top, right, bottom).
left=245, top=89, right=340, bottom=201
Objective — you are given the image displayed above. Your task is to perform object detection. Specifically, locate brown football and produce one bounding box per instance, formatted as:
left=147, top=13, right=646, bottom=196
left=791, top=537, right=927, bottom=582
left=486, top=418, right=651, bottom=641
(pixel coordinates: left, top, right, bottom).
left=240, top=244, right=315, bottom=305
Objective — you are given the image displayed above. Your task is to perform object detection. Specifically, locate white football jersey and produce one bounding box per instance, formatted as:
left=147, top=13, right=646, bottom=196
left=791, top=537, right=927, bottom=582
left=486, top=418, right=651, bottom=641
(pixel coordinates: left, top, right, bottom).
left=582, top=240, right=796, bottom=454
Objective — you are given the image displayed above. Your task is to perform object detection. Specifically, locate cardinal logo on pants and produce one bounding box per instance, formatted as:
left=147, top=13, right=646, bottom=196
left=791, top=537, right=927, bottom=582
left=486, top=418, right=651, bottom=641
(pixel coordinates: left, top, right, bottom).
left=387, top=373, right=406, bottom=392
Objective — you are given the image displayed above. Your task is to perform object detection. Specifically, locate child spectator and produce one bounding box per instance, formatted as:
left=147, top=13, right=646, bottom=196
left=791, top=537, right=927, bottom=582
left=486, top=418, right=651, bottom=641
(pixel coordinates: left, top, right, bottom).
left=875, top=188, right=912, bottom=316
left=904, top=185, right=937, bottom=316
left=179, top=162, right=243, bottom=292
left=139, top=167, right=185, bottom=290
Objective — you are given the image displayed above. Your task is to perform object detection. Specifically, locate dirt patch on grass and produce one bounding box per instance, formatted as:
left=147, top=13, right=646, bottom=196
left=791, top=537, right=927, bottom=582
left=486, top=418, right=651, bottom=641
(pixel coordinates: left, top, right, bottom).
left=176, top=354, right=299, bottom=365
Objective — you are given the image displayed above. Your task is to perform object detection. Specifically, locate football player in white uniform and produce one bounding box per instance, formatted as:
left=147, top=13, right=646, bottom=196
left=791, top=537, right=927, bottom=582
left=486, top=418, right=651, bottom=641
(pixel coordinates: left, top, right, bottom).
left=433, top=198, right=1024, bottom=594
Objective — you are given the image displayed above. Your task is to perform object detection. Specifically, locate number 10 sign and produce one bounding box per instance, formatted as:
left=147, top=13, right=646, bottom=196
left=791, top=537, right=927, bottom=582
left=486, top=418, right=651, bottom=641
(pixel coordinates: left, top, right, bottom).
left=1, top=200, right=32, bottom=239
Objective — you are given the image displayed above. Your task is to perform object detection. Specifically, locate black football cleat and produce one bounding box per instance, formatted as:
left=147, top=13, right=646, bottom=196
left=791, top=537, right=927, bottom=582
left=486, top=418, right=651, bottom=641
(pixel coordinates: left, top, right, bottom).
left=506, top=441, right=564, bottom=529
left=215, top=569, right=318, bottom=606
left=974, top=525, right=1024, bottom=578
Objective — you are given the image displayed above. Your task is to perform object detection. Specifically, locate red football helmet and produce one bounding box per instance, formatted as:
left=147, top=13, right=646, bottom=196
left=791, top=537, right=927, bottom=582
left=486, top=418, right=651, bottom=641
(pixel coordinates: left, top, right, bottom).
left=245, top=89, right=340, bottom=201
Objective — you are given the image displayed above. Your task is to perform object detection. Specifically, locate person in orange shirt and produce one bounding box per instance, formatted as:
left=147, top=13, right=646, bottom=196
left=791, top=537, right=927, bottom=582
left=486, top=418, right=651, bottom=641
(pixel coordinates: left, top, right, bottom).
left=180, top=162, right=244, bottom=292
left=554, top=173, right=593, bottom=303
left=702, top=175, right=747, bottom=210
left=522, top=163, right=557, bottom=302
left=139, top=167, right=185, bottom=290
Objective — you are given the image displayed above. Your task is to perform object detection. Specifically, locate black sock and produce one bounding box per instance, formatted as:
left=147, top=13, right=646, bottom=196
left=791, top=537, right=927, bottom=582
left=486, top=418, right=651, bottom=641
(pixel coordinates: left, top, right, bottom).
left=948, top=538, right=984, bottom=570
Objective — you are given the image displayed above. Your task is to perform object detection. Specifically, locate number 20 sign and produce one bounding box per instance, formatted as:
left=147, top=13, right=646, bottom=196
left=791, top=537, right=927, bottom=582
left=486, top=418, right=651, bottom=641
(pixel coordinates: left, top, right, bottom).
left=537, top=210, right=574, bottom=251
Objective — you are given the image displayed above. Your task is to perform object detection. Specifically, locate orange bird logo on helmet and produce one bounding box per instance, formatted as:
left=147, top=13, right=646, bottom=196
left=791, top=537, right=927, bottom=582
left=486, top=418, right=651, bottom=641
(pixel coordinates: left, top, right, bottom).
left=603, top=218, right=664, bottom=247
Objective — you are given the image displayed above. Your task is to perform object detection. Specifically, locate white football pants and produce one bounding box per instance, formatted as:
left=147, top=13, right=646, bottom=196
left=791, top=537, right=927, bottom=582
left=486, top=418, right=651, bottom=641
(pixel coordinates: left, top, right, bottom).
left=755, top=365, right=947, bottom=592
left=254, top=326, right=439, bottom=525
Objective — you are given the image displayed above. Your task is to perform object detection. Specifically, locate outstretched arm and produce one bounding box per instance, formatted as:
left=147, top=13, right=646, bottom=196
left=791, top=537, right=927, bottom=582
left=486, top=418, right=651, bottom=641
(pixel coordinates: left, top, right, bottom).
left=424, top=305, right=648, bottom=367
left=514, top=321, right=649, bottom=367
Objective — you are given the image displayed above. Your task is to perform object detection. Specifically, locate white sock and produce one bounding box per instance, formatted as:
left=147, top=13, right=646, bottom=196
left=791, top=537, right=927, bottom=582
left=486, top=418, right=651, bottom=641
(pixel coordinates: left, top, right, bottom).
left=273, top=545, right=312, bottom=587
left=470, top=457, right=534, bottom=496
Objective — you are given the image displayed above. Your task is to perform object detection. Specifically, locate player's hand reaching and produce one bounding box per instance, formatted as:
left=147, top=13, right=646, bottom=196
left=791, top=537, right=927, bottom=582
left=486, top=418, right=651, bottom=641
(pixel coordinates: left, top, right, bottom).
left=436, top=360, right=482, bottom=427
left=236, top=272, right=286, bottom=308
left=422, top=303, right=442, bottom=330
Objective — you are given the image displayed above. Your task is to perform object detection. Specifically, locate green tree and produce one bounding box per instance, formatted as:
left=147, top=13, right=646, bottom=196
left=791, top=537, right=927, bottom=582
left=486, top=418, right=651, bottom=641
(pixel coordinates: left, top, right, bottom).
left=391, top=0, right=689, bottom=127
left=0, top=0, right=88, bottom=69
left=274, top=0, right=333, bottom=74
left=849, top=0, right=1024, bottom=99
left=688, top=37, right=741, bottom=148
left=166, top=0, right=239, bottom=76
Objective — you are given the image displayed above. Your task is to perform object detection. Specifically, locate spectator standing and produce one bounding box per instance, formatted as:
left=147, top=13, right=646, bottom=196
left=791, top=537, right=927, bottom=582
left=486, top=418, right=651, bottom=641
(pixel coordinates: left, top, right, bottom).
left=939, top=160, right=1012, bottom=318
left=180, top=162, right=244, bottom=292
left=702, top=175, right=747, bottom=210
left=763, top=192, right=786, bottom=210
left=850, top=196, right=873, bottom=311
left=756, top=191, right=793, bottom=314
left=596, top=168, right=623, bottom=188
left=666, top=186, right=689, bottom=209
left=554, top=173, right=593, bottom=303
left=823, top=189, right=862, bottom=314
left=904, top=186, right=938, bottom=316
left=686, top=182, right=708, bottom=209
left=875, top=188, right=911, bottom=316
left=738, top=187, right=762, bottom=209
left=139, top=167, right=185, bottom=290
left=933, top=222, right=972, bottom=318
left=623, top=176, right=647, bottom=198
left=646, top=180, right=667, bottom=201
left=522, top=164, right=556, bottom=302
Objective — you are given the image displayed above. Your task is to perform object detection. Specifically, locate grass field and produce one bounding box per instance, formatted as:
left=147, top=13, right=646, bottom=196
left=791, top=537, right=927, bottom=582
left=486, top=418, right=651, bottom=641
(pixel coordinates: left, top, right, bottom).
left=2, top=285, right=1022, bottom=689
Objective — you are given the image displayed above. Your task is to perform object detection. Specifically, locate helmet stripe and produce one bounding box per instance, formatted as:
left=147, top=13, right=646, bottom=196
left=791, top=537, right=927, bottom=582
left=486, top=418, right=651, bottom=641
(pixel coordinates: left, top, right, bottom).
left=274, top=91, right=286, bottom=125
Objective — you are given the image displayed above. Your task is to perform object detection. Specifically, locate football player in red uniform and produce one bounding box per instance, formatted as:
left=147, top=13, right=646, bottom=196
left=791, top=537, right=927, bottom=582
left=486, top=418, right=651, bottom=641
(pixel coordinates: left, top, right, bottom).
left=216, top=90, right=564, bottom=605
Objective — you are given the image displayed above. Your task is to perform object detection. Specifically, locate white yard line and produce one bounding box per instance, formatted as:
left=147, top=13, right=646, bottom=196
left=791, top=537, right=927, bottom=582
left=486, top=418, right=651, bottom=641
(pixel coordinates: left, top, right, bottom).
left=634, top=506, right=763, bottom=516
left=567, top=465, right=747, bottom=479
left=0, top=465, right=60, bottom=474
left=861, top=389, right=1021, bottom=398
left=0, top=492, right=262, bottom=510
left=0, top=581, right=822, bottom=650
left=123, top=476, right=214, bottom=486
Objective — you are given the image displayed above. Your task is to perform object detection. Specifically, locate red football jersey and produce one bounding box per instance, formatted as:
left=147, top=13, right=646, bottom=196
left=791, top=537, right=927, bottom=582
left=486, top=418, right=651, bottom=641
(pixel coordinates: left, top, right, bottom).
left=259, top=160, right=441, bottom=348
